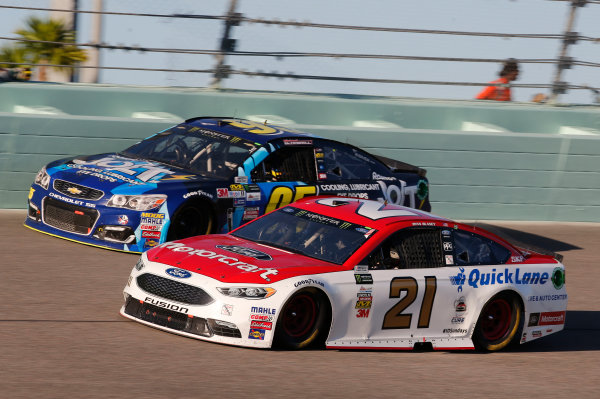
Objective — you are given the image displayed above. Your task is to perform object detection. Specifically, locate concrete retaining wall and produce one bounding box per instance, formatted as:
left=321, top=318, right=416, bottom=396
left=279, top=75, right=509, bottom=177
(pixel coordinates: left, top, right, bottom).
left=1, top=82, right=599, bottom=221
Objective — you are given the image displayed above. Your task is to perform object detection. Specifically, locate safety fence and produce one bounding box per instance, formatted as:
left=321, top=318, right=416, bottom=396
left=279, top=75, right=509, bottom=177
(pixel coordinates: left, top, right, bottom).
left=1, top=83, right=599, bottom=221
left=1, top=0, right=600, bottom=103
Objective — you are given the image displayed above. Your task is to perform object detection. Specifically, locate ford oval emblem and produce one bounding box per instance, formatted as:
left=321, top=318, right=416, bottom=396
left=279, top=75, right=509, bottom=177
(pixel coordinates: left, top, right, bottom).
left=165, top=268, right=191, bottom=278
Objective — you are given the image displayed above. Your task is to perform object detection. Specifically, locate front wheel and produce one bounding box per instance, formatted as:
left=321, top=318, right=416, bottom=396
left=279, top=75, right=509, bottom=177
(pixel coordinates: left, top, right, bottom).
left=167, top=203, right=213, bottom=241
left=473, top=292, right=523, bottom=351
left=273, top=288, right=330, bottom=350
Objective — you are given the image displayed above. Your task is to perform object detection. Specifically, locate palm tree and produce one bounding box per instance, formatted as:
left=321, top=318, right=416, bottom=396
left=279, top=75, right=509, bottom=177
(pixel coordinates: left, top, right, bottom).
left=0, top=44, right=30, bottom=69
left=15, top=16, right=87, bottom=81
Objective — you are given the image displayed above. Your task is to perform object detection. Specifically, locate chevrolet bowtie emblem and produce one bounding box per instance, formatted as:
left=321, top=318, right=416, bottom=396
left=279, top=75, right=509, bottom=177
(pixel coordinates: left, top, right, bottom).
left=67, top=186, right=82, bottom=195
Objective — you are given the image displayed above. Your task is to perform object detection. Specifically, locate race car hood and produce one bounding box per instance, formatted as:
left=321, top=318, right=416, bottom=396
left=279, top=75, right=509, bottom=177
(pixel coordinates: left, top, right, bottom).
left=146, top=234, right=347, bottom=284
left=47, top=153, right=212, bottom=192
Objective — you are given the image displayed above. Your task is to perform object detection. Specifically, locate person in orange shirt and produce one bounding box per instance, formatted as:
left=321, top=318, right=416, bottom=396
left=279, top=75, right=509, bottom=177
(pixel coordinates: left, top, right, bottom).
left=476, top=59, right=519, bottom=101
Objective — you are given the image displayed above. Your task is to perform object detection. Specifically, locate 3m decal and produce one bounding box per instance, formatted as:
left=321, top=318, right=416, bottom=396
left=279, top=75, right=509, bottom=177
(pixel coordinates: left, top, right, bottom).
left=265, top=185, right=317, bottom=213
left=382, top=276, right=437, bottom=329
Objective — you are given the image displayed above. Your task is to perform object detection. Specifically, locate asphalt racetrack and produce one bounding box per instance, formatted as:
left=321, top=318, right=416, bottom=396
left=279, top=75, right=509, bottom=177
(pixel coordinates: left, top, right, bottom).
left=1, top=209, right=599, bottom=399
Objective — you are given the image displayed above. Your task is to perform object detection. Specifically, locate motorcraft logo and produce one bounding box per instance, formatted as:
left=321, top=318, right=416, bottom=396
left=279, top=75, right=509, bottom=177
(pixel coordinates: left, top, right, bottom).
left=165, top=267, right=191, bottom=279
left=215, top=245, right=272, bottom=261
left=540, top=311, right=566, bottom=325
left=450, top=267, right=549, bottom=291
left=156, top=242, right=278, bottom=281
left=528, top=311, right=566, bottom=326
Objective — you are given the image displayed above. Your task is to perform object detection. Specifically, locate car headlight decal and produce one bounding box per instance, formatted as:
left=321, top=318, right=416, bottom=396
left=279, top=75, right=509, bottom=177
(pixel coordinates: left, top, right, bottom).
left=134, top=257, right=145, bottom=271
left=217, top=287, right=276, bottom=299
left=107, top=194, right=167, bottom=211
left=34, top=166, right=50, bottom=190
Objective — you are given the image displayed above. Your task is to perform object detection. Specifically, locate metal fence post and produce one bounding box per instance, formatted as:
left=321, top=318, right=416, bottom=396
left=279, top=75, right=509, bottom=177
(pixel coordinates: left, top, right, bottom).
left=549, top=0, right=587, bottom=103
left=210, top=0, right=240, bottom=88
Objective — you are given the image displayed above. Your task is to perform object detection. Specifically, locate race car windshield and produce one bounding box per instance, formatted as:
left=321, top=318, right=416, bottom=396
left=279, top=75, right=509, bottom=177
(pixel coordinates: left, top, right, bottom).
left=231, top=206, right=376, bottom=265
left=120, top=127, right=257, bottom=179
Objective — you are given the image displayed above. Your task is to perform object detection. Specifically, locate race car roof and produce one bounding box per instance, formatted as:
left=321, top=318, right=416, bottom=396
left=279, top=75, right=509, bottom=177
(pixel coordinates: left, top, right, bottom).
left=184, top=117, right=316, bottom=145
left=288, top=197, right=447, bottom=230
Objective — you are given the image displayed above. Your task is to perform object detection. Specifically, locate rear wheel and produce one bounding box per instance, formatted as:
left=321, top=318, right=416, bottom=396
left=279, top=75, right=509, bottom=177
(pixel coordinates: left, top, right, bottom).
left=274, top=288, right=330, bottom=350
left=473, top=292, right=523, bottom=351
left=167, top=202, right=214, bottom=241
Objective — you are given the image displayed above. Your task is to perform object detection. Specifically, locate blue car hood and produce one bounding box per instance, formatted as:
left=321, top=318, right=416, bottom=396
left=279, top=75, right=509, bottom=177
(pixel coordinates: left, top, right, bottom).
left=47, top=153, right=215, bottom=194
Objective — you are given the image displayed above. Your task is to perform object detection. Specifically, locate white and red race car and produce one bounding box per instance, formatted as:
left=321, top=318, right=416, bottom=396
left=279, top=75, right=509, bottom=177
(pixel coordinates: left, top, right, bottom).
left=120, top=197, right=567, bottom=351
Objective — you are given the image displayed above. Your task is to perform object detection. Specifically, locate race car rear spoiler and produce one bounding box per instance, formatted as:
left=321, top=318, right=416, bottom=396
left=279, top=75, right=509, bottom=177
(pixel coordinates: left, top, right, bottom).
left=374, top=155, right=427, bottom=178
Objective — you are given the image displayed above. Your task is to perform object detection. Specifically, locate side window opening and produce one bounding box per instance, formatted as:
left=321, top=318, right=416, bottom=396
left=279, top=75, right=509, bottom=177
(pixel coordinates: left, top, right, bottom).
left=364, top=228, right=444, bottom=270
left=251, top=147, right=316, bottom=182
left=318, top=141, right=390, bottom=180
left=453, top=230, right=511, bottom=266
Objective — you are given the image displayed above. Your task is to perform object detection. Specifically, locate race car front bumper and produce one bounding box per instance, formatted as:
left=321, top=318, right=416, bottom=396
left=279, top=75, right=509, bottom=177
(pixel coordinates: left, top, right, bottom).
left=120, top=256, right=279, bottom=348
left=25, top=185, right=168, bottom=253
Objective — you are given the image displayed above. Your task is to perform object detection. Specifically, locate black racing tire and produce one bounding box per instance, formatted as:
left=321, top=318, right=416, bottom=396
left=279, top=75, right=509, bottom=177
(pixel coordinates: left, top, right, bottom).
left=274, top=288, right=331, bottom=350
left=166, top=201, right=214, bottom=241
left=473, top=291, right=523, bottom=352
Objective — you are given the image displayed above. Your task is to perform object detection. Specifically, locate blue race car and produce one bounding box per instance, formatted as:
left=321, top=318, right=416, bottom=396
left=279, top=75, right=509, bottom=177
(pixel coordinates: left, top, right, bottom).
left=25, top=117, right=430, bottom=253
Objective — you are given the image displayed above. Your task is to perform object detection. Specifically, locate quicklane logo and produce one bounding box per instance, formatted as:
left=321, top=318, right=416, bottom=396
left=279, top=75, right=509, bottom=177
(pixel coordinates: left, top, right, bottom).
left=467, top=268, right=549, bottom=288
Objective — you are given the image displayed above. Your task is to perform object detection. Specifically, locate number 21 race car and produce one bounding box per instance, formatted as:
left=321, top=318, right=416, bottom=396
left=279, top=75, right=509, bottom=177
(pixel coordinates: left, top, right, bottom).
left=120, top=197, right=567, bottom=351
left=25, top=117, right=429, bottom=253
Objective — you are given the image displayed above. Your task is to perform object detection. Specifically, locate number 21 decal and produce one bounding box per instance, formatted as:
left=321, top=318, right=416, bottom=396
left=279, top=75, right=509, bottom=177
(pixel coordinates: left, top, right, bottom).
left=382, top=276, right=437, bottom=329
